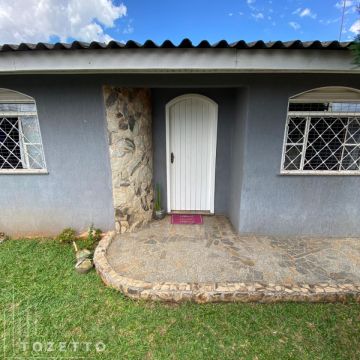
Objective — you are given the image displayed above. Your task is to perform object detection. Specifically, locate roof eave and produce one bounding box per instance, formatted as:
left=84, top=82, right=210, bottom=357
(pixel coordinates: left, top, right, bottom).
left=0, top=48, right=358, bottom=75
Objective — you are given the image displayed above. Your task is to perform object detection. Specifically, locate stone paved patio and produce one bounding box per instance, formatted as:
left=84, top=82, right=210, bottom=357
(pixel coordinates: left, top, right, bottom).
left=106, top=216, right=360, bottom=284
left=94, top=216, right=360, bottom=302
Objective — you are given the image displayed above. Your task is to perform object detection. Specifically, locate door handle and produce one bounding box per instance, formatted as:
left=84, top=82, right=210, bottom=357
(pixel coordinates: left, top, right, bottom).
left=171, top=152, right=174, bottom=163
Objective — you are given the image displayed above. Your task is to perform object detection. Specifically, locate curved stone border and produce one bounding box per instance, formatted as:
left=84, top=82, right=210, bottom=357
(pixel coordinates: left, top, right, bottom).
left=94, top=232, right=360, bottom=303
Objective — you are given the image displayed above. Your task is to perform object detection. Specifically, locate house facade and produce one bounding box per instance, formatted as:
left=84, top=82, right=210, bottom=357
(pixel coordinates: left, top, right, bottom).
left=0, top=40, right=359, bottom=237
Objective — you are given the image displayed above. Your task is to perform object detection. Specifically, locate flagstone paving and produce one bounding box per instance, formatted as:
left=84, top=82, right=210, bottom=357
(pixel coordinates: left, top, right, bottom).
left=105, top=215, right=360, bottom=285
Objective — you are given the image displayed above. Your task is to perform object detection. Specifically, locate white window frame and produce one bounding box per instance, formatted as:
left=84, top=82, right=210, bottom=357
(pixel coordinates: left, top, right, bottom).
left=280, top=87, right=360, bottom=176
left=0, top=89, right=47, bottom=174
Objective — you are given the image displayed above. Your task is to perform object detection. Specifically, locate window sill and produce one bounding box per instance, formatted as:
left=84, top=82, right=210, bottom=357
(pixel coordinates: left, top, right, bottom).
left=0, top=169, right=49, bottom=175
left=280, top=171, right=360, bottom=176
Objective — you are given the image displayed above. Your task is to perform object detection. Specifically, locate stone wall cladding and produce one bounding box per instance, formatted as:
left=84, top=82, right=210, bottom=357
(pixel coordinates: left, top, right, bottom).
left=103, top=87, right=153, bottom=233
left=94, top=232, right=360, bottom=303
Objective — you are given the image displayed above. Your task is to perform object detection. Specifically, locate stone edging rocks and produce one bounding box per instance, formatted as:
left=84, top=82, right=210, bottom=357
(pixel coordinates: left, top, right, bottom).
left=94, top=232, right=360, bottom=303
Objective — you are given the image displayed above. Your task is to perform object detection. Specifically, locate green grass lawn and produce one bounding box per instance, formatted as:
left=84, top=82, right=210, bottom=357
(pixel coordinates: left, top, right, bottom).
left=1, top=239, right=359, bottom=360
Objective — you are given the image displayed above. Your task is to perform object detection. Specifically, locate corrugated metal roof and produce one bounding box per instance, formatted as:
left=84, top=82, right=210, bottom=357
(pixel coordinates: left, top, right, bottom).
left=0, top=39, right=353, bottom=52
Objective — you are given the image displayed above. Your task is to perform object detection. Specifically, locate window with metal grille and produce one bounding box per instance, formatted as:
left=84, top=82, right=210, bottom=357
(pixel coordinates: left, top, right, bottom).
left=281, top=87, right=360, bottom=175
left=0, top=89, right=46, bottom=173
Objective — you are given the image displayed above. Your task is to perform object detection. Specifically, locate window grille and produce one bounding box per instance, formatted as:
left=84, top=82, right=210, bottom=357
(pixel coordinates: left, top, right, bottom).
left=281, top=87, right=360, bottom=174
left=0, top=89, right=46, bottom=172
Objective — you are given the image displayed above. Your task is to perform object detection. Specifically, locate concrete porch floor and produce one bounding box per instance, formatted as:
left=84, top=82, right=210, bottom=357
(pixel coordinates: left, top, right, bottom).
left=95, top=216, right=360, bottom=302
left=107, top=215, right=360, bottom=284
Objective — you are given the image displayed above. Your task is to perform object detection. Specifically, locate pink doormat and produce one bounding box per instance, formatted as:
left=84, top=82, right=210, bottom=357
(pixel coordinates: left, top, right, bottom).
left=171, top=214, right=203, bottom=225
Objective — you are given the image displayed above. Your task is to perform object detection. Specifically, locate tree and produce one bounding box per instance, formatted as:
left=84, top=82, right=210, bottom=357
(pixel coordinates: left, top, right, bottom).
left=351, top=34, right=360, bottom=65
left=350, top=6, right=360, bottom=65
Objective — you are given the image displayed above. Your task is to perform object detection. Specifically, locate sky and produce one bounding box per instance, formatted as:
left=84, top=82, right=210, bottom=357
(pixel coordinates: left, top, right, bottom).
left=0, top=0, right=358, bottom=45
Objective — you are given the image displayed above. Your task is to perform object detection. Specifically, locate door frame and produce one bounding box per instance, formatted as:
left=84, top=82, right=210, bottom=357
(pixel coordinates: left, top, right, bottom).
left=165, top=94, right=218, bottom=213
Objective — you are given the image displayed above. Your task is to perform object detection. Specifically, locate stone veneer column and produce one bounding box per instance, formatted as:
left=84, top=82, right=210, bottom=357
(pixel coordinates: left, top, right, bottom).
left=103, top=87, right=153, bottom=233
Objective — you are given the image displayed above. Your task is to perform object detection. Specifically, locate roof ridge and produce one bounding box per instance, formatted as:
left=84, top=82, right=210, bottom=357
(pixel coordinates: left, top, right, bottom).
left=0, top=39, right=354, bottom=52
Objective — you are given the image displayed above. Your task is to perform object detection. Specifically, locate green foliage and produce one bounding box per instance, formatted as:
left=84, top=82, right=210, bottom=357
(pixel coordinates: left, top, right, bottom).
left=154, top=183, right=162, bottom=211
left=1, top=239, right=360, bottom=359
left=350, top=35, right=360, bottom=66
left=56, top=228, right=77, bottom=244
left=56, top=225, right=102, bottom=249
left=86, top=224, right=102, bottom=247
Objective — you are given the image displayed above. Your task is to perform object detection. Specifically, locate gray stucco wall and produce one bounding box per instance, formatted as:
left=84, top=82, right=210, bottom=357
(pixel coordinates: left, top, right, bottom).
left=1, top=73, right=359, bottom=237
left=0, top=77, right=115, bottom=236
left=228, top=88, right=248, bottom=231
left=237, top=75, right=360, bottom=237
left=150, top=75, right=360, bottom=237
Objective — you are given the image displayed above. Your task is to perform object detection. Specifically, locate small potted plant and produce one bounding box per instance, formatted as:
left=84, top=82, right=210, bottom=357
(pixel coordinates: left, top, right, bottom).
left=154, top=184, right=165, bottom=220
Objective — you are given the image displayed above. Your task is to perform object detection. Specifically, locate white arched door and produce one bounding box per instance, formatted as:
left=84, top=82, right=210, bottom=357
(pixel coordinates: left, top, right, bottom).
left=166, top=94, right=218, bottom=213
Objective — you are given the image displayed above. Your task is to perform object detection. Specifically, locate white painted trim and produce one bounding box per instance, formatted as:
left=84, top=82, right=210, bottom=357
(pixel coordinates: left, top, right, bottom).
left=165, top=94, right=218, bottom=213
left=0, top=88, right=35, bottom=103
left=280, top=170, right=360, bottom=175
left=0, top=49, right=357, bottom=74
left=281, top=114, right=360, bottom=174
left=289, top=86, right=360, bottom=102
left=0, top=169, right=48, bottom=174
left=0, top=93, right=47, bottom=171
left=287, top=112, right=360, bottom=116
left=166, top=104, right=171, bottom=213
left=0, top=112, right=37, bottom=116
